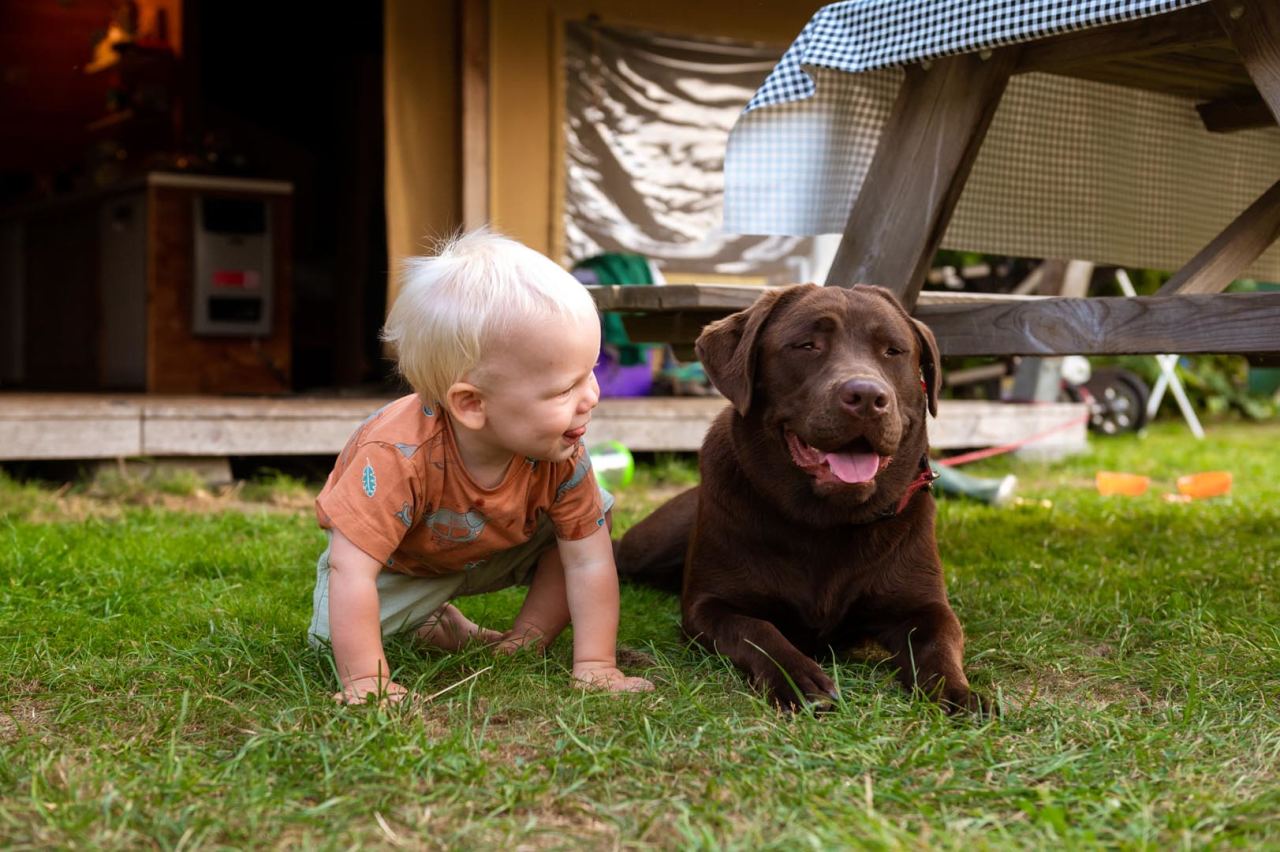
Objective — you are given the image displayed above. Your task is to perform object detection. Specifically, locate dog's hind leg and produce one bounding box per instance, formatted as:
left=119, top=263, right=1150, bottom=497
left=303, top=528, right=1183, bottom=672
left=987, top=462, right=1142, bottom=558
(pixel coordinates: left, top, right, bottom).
left=615, top=486, right=698, bottom=592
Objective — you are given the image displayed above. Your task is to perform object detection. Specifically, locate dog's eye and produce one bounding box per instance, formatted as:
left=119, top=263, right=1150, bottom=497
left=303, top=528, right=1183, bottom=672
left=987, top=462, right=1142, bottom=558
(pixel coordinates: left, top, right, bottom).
left=884, top=346, right=904, bottom=357
left=792, top=341, right=818, bottom=351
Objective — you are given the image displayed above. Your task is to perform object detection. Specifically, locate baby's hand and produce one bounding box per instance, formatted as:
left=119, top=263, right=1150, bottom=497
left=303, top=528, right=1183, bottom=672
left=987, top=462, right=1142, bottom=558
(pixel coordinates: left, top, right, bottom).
left=572, top=662, right=654, bottom=693
left=333, top=675, right=408, bottom=706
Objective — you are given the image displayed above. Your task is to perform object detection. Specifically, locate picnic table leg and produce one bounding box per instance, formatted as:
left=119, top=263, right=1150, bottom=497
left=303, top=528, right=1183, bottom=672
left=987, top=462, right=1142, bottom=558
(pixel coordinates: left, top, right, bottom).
left=1146, top=2, right=1280, bottom=296
left=824, top=49, right=1017, bottom=311
left=1154, top=179, right=1280, bottom=296
left=1213, top=0, right=1280, bottom=123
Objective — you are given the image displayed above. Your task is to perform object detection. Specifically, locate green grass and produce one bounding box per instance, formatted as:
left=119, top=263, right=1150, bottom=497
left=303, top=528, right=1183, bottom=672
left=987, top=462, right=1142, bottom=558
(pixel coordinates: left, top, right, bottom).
left=1, top=421, right=1277, bottom=849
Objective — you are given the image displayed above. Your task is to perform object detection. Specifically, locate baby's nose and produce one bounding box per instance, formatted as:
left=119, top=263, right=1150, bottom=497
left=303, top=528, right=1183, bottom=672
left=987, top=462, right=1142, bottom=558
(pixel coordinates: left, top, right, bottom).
left=583, top=374, right=601, bottom=409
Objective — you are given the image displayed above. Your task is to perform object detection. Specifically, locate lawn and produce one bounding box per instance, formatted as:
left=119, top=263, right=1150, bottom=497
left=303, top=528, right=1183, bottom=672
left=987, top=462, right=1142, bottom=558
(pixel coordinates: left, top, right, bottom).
left=1, top=420, right=1278, bottom=849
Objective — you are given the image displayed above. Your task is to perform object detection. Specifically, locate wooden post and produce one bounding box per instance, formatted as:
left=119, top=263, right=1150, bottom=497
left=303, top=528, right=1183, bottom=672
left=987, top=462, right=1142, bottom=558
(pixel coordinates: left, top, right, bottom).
left=1010, top=260, right=1093, bottom=401
left=461, top=0, right=490, bottom=229
left=1214, top=0, right=1280, bottom=123
left=824, top=49, right=1017, bottom=310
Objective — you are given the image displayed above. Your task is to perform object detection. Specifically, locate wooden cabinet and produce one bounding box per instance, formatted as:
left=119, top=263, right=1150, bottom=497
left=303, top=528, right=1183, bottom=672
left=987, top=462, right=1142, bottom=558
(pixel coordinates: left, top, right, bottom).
left=1, top=172, right=293, bottom=393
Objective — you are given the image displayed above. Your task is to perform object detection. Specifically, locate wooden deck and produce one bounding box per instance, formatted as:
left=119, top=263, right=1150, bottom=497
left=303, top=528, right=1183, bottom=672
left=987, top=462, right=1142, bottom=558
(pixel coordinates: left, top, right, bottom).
left=0, top=394, right=1087, bottom=461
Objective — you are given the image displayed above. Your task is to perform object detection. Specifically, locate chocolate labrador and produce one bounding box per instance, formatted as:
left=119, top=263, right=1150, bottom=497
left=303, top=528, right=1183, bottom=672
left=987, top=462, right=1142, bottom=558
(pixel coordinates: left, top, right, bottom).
left=617, top=284, right=988, bottom=713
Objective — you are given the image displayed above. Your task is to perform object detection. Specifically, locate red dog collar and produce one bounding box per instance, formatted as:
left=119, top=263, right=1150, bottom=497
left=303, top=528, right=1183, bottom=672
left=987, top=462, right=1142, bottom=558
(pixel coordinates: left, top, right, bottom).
left=891, top=455, right=937, bottom=516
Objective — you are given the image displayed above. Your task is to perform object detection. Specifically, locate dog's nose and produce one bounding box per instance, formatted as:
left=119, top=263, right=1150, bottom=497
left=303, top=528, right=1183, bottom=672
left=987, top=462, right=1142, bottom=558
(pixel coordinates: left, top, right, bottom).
left=839, top=378, right=891, bottom=417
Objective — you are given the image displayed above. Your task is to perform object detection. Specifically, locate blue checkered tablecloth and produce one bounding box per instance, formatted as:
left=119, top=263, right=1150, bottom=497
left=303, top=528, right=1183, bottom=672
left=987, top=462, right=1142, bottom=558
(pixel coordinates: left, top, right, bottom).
left=746, top=0, right=1208, bottom=112
left=724, top=0, right=1280, bottom=279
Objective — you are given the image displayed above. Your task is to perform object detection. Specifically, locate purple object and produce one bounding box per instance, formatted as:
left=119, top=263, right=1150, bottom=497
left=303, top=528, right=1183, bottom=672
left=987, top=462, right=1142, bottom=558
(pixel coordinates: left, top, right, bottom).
left=594, top=349, right=652, bottom=397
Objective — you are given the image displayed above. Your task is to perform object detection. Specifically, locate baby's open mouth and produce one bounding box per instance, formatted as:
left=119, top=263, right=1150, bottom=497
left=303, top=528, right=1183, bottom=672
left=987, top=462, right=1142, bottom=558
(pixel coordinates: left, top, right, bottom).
left=785, top=430, right=891, bottom=484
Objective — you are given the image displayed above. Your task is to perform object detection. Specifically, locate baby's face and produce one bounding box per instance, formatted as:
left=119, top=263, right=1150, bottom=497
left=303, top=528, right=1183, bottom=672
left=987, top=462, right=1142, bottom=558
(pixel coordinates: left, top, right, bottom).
left=475, top=306, right=602, bottom=463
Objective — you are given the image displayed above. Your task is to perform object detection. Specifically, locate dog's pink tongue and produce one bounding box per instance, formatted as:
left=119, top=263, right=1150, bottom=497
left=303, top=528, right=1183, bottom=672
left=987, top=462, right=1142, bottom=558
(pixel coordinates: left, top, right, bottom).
left=823, top=451, right=881, bottom=483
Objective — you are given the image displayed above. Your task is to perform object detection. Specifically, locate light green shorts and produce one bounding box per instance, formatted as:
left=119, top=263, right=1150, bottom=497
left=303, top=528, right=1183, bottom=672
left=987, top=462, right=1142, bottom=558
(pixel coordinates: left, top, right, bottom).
left=308, top=488, right=613, bottom=646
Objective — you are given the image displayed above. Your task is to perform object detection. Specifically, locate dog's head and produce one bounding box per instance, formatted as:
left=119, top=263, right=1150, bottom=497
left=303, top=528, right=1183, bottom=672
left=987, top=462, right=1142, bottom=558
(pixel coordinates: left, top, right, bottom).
left=696, top=283, right=940, bottom=504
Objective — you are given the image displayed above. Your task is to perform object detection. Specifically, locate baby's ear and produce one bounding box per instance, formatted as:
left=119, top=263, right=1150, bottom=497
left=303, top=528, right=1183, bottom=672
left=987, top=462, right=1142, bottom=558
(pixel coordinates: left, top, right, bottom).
left=444, top=382, right=486, bottom=430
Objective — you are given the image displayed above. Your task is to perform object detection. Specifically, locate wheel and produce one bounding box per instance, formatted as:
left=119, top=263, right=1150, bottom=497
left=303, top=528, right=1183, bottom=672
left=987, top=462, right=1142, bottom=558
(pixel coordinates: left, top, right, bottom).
left=1069, top=367, right=1151, bottom=435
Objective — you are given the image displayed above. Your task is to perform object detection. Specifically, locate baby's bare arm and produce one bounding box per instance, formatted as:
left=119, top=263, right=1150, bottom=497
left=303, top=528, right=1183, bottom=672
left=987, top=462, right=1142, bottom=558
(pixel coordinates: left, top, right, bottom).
left=557, top=527, right=653, bottom=693
left=328, top=529, right=404, bottom=704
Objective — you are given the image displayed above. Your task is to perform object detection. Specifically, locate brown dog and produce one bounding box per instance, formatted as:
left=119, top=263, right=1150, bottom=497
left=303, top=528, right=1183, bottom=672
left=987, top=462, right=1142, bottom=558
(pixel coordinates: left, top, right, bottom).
left=617, top=284, right=988, bottom=713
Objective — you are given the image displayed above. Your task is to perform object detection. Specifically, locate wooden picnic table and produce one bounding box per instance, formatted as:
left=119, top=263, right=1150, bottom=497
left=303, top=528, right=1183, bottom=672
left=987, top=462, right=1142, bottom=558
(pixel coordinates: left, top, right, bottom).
left=591, top=0, right=1280, bottom=366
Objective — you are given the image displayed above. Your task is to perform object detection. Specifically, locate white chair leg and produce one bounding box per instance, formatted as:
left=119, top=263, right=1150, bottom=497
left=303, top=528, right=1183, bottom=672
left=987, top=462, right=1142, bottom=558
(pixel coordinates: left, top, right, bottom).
left=1147, top=369, right=1170, bottom=419
left=1116, top=269, right=1205, bottom=439
left=1165, top=361, right=1205, bottom=439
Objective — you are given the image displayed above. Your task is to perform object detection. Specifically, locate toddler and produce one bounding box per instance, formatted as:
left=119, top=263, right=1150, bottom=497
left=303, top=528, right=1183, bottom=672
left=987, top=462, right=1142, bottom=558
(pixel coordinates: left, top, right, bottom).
left=309, top=230, right=653, bottom=703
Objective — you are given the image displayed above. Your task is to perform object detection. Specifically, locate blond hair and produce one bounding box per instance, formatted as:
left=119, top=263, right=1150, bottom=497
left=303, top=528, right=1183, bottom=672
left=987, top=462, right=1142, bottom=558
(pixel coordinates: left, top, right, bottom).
left=382, top=229, right=597, bottom=404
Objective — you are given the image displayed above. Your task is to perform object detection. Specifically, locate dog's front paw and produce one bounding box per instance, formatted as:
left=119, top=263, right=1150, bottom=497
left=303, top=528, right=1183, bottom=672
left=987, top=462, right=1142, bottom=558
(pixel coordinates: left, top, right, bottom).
left=753, top=655, right=838, bottom=710
left=941, top=684, right=998, bottom=718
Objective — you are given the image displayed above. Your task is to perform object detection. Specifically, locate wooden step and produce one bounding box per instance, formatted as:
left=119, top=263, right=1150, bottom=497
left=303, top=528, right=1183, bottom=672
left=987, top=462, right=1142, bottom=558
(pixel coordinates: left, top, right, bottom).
left=0, top=394, right=1087, bottom=460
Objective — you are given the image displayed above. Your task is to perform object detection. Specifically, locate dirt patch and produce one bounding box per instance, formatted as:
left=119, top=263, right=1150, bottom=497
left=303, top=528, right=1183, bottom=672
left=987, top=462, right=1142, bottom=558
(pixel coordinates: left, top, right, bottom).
left=18, top=479, right=694, bottom=524
left=615, top=647, right=657, bottom=669
left=23, top=485, right=312, bottom=523
left=0, top=681, right=57, bottom=743
left=1002, top=669, right=1173, bottom=714
left=380, top=797, right=621, bottom=851
left=508, top=807, right=620, bottom=851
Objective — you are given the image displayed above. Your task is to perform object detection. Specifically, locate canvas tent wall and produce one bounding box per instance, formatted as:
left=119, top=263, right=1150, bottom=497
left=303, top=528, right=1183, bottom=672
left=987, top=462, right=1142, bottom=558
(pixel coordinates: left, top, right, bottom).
left=382, top=0, right=821, bottom=306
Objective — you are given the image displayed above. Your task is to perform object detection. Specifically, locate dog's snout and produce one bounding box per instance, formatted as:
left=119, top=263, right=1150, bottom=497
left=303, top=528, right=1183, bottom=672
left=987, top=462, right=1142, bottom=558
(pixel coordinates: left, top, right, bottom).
left=839, top=378, right=891, bottom=417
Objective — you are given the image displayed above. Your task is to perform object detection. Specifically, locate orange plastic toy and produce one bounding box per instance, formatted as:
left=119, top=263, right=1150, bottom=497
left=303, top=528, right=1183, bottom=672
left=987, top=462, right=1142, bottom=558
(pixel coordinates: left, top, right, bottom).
left=1095, top=471, right=1150, bottom=496
left=1176, top=471, right=1232, bottom=499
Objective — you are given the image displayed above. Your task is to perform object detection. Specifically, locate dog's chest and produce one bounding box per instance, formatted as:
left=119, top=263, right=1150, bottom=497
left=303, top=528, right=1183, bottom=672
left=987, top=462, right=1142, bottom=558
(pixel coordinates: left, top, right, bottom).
left=776, top=544, right=886, bottom=628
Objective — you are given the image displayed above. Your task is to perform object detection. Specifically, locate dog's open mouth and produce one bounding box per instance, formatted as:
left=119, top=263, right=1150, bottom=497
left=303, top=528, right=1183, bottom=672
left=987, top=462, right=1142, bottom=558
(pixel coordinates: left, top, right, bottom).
left=785, top=430, right=892, bottom=485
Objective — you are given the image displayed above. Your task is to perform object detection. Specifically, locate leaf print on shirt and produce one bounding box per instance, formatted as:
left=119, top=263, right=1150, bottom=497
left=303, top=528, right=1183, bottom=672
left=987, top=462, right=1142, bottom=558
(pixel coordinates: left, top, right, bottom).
left=423, top=507, right=487, bottom=543
left=394, top=502, right=413, bottom=527
left=362, top=459, right=377, bottom=497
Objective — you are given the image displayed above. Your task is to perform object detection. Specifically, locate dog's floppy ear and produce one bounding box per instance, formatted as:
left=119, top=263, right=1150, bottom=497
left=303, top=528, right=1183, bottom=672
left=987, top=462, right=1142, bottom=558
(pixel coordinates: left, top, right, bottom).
left=695, top=284, right=815, bottom=416
left=856, top=285, right=941, bottom=418
left=911, top=317, right=941, bottom=418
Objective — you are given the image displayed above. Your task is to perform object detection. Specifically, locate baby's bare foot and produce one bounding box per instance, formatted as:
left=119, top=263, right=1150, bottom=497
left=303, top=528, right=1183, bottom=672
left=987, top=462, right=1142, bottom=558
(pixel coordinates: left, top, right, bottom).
left=494, top=625, right=550, bottom=655
left=415, top=604, right=503, bottom=651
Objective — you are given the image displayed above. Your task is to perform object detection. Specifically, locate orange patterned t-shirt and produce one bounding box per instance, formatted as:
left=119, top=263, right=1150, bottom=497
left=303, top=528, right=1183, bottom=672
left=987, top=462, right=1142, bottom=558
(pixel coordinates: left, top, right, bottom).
left=315, top=395, right=605, bottom=577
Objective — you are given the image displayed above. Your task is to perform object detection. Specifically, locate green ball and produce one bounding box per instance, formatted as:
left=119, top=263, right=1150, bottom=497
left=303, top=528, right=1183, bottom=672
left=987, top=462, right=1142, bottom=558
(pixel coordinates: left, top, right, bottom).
left=588, top=440, right=635, bottom=488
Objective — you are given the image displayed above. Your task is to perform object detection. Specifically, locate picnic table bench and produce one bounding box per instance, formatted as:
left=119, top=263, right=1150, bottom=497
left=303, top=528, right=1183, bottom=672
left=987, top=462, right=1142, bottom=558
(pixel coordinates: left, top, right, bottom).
left=592, top=0, right=1280, bottom=366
